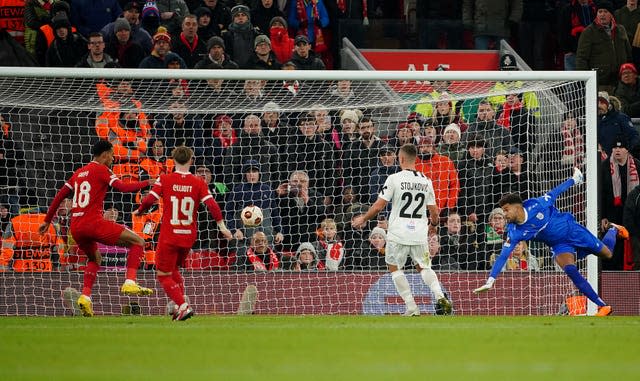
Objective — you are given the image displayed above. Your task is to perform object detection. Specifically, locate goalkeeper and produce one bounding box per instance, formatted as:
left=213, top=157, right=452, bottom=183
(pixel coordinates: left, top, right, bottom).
left=474, top=168, right=626, bottom=316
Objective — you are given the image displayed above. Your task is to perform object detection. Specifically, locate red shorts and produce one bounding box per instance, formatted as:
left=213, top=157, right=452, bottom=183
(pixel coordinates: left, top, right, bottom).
left=71, top=219, right=126, bottom=257
left=155, top=241, right=191, bottom=273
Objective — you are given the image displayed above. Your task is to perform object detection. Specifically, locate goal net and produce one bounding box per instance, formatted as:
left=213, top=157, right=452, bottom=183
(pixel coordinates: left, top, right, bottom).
left=0, top=68, right=597, bottom=316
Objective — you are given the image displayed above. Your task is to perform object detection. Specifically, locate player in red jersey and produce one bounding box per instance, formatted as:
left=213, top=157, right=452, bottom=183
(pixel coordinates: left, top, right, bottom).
left=38, top=140, right=155, bottom=317
left=134, top=146, right=232, bottom=321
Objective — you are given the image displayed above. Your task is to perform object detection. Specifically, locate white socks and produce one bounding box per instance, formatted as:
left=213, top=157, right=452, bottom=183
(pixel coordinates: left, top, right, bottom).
left=421, top=268, right=444, bottom=300
left=391, top=270, right=417, bottom=310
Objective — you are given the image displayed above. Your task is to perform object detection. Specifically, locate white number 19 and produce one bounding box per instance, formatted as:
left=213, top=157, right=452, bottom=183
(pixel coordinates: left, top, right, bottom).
left=170, top=196, right=195, bottom=226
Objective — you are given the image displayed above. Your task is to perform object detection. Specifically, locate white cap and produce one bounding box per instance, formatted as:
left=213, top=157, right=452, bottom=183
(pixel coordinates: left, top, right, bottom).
left=443, top=123, right=461, bottom=138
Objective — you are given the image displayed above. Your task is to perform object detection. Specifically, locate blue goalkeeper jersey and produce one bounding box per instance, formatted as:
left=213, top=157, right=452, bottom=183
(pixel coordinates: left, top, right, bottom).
left=489, top=177, right=602, bottom=279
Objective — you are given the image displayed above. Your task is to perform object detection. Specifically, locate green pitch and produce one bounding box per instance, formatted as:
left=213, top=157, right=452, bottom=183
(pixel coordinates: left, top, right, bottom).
left=2, top=315, right=639, bottom=381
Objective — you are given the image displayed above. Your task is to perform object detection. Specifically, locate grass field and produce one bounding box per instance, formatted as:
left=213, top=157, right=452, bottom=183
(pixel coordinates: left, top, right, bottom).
left=2, top=315, right=639, bottom=381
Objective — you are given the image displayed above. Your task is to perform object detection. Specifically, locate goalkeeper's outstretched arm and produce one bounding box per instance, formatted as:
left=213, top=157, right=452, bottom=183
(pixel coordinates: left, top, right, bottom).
left=544, top=167, right=584, bottom=206
left=473, top=238, right=520, bottom=294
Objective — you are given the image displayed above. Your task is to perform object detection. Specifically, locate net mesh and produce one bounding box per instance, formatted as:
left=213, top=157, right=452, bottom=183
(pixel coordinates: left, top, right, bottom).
left=0, top=70, right=591, bottom=316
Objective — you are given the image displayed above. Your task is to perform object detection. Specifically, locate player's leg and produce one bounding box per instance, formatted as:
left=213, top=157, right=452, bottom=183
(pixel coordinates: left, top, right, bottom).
left=555, top=251, right=612, bottom=316
left=77, top=241, right=100, bottom=317
left=116, top=228, right=153, bottom=295
left=156, top=244, right=192, bottom=321
left=413, top=245, right=452, bottom=315
left=386, top=242, right=419, bottom=316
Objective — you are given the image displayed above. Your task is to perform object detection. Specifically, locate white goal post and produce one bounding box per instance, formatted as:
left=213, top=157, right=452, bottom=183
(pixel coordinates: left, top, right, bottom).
left=0, top=67, right=598, bottom=316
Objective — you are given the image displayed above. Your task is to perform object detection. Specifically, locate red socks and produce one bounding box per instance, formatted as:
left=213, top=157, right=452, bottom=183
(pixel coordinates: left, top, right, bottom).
left=82, top=261, right=100, bottom=296
left=172, top=270, right=184, bottom=295
left=158, top=274, right=185, bottom=306
left=126, top=244, right=144, bottom=281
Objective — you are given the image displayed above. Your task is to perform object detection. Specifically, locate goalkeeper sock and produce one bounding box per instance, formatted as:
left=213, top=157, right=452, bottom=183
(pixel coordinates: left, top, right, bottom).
left=420, top=268, right=445, bottom=300
left=158, top=275, right=185, bottom=306
left=391, top=270, right=417, bottom=310
left=172, top=270, right=185, bottom=295
left=82, top=261, right=99, bottom=297
left=602, top=227, right=617, bottom=253
left=563, top=264, right=606, bottom=307
left=125, top=244, right=144, bottom=281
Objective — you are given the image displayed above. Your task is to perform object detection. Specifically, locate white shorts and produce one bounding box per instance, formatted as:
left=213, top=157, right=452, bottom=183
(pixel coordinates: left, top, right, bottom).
left=385, top=241, right=431, bottom=269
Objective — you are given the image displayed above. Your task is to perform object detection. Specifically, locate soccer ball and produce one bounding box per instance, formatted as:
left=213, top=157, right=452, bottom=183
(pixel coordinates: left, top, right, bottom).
left=241, top=205, right=263, bottom=227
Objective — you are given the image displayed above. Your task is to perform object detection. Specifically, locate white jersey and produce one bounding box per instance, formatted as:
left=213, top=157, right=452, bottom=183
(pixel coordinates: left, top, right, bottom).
left=379, top=169, right=436, bottom=245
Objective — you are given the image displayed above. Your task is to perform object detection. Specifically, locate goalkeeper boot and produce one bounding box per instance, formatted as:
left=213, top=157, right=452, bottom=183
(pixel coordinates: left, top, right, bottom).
left=402, top=307, right=420, bottom=317
left=608, top=223, right=629, bottom=239
left=173, top=303, right=194, bottom=321
left=595, top=305, right=613, bottom=317
left=436, top=297, right=453, bottom=315
left=77, top=295, right=94, bottom=317
left=120, top=280, right=154, bottom=296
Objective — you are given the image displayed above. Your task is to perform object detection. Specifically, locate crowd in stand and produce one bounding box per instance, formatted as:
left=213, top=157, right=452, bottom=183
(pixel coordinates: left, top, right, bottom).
left=1, top=0, right=640, bottom=273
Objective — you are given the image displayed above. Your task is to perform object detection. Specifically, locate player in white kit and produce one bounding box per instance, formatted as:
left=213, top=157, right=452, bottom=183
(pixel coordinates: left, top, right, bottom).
left=352, top=144, right=452, bottom=316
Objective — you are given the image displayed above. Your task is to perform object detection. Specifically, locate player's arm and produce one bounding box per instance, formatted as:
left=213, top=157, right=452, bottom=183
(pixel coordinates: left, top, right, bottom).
left=352, top=197, right=388, bottom=230
left=473, top=236, right=520, bottom=294
left=111, top=177, right=155, bottom=193
left=39, top=183, right=73, bottom=234
left=545, top=167, right=584, bottom=204
left=203, top=196, right=232, bottom=239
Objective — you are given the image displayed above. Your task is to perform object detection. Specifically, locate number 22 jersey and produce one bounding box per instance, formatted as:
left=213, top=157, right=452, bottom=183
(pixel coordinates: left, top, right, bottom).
left=379, top=170, right=436, bottom=245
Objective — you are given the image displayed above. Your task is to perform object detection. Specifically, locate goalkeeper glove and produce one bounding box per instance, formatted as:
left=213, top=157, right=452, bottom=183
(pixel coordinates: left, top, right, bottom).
left=572, top=167, right=583, bottom=185
left=473, top=277, right=495, bottom=294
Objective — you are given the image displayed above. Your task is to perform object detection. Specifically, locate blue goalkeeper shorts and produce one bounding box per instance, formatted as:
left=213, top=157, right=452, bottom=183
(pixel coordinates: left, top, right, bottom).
left=547, top=220, right=604, bottom=259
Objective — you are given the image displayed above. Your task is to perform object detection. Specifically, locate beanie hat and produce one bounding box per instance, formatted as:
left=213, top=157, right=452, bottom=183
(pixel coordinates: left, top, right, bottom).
left=207, top=35, right=225, bottom=51
left=598, top=91, right=610, bottom=106
left=51, top=1, right=70, bottom=16
left=242, top=159, right=261, bottom=173
left=369, top=227, right=387, bottom=241
left=194, top=6, right=212, bottom=18
left=52, top=13, right=71, bottom=29
left=619, top=63, right=638, bottom=77
left=142, top=1, right=160, bottom=19
left=269, top=16, right=287, bottom=29
left=231, top=4, right=251, bottom=20
left=114, top=17, right=131, bottom=32
left=254, top=34, right=271, bottom=48
left=296, top=242, right=316, bottom=256
left=340, top=109, right=360, bottom=124
left=262, top=101, right=281, bottom=112
left=152, top=26, right=171, bottom=44
left=443, top=123, right=461, bottom=139
left=489, top=207, right=505, bottom=220
left=596, top=0, right=615, bottom=15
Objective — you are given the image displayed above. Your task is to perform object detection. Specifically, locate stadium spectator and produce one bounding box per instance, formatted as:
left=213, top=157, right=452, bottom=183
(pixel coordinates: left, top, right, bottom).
left=508, top=147, right=534, bottom=200
left=462, top=0, right=522, bottom=50
left=477, top=207, right=507, bottom=271
left=154, top=99, right=202, bottom=150
left=597, top=91, right=640, bottom=156
left=576, top=1, right=632, bottom=92
left=194, top=35, right=239, bottom=68
left=342, top=116, right=383, bottom=200
left=336, top=109, right=361, bottom=149
left=311, top=218, right=344, bottom=271
left=463, top=99, right=513, bottom=159
left=275, top=170, right=326, bottom=251
left=599, top=138, right=639, bottom=270
left=135, top=146, right=232, bottom=320
left=39, top=141, right=155, bottom=317
left=70, top=0, right=121, bottom=37
left=293, top=241, right=324, bottom=271
left=437, top=123, right=465, bottom=167
left=236, top=231, right=282, bottom=271
left=268, top=16, right=293, bottom=63
left=437, top=210, right=469, bottom=270
left=261, top=101, right=291, bottom=150
left=490, top=150, right=512, bottom=206
left=516, top=0, right=554, bottom=70
left=222, top=5, right=262, bottom=69
left=623, top=183, right=640, bottom=269
left=76, top=32, right=115, bottom=68
left=139, top=27, right=186, bottom=68
left=201, top=0, right=230, bottom=36
left=614, top=0, right=640, bottom=66
left=225, top=159, right=284, bottom=246
left=288, top=0, right=330, bottom=66
left=290, top=34, right=325, bottom=70
left=614, top=62, right=640, bottom=117
left=250, top=34, right=282, bottom=69
left=489, top=241, right=539, bottom=271
left=155, top=0, right=189, bottom=36
left=343, top=226, right=387, bottom=271
left=45, top=14, right=87, bottom=67
left=325, top=80, right=358, bottom=108
left=194, top=113, right=236, bottom=181
left=559, top=0, right=596, bottom=71
left=0, top=114, right=23, bottom=216
left=560, top=112, right=585, bottom=170
left=193, top=164, right=230, bottom=253
left=101, top=2, right=153, bottom=54
left=368, top=144, right=399, bottom=204
left=171, top=14, right=206, bottom=68
left=104, top=17, right=147, bottom=68
left=234, top=79, right=268, bottom=109
left=415, top=137, right=460, bottom=213
left=388, top=123, right=415, bottom=153
left=33, top=1, right=74, bottom=65
left=140, top=1, right=161, bottom=36
left=193, top=6, right=216, bottom=42
left=351, top=143, right=452, bottom=316
left=486, top=55, right=541, bottom=118
left=457, top=135, right=493, bottom=227
left=429, top=93, right=467, bottom=144
left=24, top=0, right=54, bottom=55
left=1, top=208, right=59, bottom=272
left=251, top=0, right=285, bottom=38
left=495, top=91, right=536, bottom=162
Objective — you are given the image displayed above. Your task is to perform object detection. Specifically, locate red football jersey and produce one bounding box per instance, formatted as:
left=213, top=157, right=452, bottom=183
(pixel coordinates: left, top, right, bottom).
left=150, top=170, right=212, bottom=248
left=65, top=161, right=118, bottom=225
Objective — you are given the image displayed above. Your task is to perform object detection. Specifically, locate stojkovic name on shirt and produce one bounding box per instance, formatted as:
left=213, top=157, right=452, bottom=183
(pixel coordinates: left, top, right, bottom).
left=400, top=182, right=429, bottom=191
left=172, top=184, right=193, bottom=192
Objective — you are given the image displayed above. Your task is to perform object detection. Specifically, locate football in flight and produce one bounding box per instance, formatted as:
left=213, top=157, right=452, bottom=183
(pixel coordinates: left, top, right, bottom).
left=241, top=205, right=263, bottom=227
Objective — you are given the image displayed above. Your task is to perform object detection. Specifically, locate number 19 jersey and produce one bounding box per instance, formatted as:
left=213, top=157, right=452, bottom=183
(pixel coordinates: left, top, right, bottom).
left=150, top=170, right=212, bottom=248
left=379, top=170, right=436, bottom=245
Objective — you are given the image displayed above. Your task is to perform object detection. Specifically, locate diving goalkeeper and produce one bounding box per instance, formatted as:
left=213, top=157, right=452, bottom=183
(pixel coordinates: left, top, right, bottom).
left=473, top=168, right=626, bottom=316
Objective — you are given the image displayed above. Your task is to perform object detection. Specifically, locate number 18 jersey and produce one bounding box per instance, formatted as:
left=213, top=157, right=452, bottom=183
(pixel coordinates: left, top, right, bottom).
left=150, top=170, right=212, bottom=248
left=379, top=169, right=436, bottom=245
